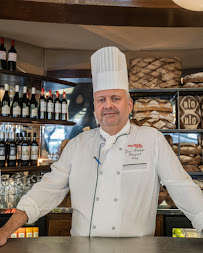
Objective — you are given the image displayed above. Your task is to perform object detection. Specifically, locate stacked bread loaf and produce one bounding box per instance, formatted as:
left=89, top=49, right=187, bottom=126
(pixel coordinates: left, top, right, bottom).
left=182, top=72, right=203, bottom=88
left=172, top=143, right=202, bottom=172
left=197, top=134, right=203, bottom=172
left=179, top=96, right=202, bottom=129
left=129, top=57, right=182, bottom=89
left=131, top=98, right=176, bottom=129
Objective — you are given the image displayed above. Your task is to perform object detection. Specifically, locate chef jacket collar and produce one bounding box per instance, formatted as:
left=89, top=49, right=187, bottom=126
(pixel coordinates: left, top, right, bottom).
left=99, top=120, right=131, bottom=145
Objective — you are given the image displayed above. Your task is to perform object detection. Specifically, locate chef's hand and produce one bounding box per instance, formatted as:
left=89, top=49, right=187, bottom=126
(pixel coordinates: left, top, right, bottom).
left=0, top=228, right=8, bottom=246
left=0, top=209, right=28, bottom=246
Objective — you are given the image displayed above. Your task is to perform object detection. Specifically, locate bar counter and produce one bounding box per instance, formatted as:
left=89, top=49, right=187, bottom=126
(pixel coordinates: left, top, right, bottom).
left=1, top=237, right=203, bottom=253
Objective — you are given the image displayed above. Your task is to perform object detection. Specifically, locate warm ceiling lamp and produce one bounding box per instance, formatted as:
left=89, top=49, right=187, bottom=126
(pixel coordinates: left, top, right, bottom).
left=172, top=0, right=203, bottom=11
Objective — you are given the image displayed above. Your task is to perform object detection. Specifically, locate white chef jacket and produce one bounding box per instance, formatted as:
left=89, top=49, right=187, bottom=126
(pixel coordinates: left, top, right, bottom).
left=17, top=121, right=203, bottom=236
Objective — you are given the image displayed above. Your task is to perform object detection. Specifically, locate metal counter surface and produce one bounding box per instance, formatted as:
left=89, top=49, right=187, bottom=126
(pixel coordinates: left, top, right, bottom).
left=1, top=237, right=203, bottom=253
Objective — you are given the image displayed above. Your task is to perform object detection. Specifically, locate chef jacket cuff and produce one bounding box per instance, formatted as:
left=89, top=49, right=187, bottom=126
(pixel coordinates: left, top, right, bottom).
left=192, top=210, right=203, bottom=235
left=16, top=195, right=41, bottom=224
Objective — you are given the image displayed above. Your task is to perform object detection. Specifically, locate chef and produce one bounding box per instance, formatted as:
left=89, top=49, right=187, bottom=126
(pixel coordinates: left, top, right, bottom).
left=0, top=47, right=203, bottom=245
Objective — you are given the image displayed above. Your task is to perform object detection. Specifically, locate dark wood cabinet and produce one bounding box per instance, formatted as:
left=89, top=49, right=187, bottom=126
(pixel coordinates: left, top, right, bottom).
left=155, top=214, right=164, bottom=236
left=46, top=213, right=72, bottom=236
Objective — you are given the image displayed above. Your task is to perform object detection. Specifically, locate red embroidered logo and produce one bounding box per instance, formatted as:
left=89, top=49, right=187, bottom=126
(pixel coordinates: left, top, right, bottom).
left=128, top=144, right=143, bottom=148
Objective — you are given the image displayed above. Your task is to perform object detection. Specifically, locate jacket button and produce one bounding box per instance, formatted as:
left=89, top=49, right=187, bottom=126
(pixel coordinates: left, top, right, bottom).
left=112, top=226, right=116, bottom=230
left=117, top=172, right=120, bottom=175
left=96, top=197, right=100, bottom=201
left=99, top=171, right=103, bottom=175
left=92, top=225, right=96, bottom=229
left=114, top=198, right=118, bottom=202
left=119, top=148, right=122, bottom=151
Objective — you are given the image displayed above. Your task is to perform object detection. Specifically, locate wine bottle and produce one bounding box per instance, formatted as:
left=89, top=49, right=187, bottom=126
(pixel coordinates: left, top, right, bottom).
left=28, top=132, right=31, bottom=165
left=39, top=88, right=46, bottom=119
left=0, top=37, right=6, bottom=70
left=30, top=87, right=38, bottom=119
left=54, top=91, right=61, bottom=120
left=16, top=132, right=22, bottom=166
left=21, top=131, right=29, bottom=166
left=8, top=40, right=17, bottom=71
left=7, top=132, right=16, bottom=167
left=21, top=86, right=30, bottom=118
left=0, top=131, right=6, bottom=167
left=11, top=85, right=21, bottom=117
left=47, top=90, right=54, bottom=120
left=5, top=131, right=9, bottom=164
left=1, top=83, right=10, bottom=117
left=31, top=133, right=38, bottom=165
left=61, top=92, right=68, bottom=121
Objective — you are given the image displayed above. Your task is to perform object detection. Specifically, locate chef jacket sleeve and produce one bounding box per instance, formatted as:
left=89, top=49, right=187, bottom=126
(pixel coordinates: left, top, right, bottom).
left=156, top=131, right=203, bottom=234
left=17, top=139, right=74, bottom=224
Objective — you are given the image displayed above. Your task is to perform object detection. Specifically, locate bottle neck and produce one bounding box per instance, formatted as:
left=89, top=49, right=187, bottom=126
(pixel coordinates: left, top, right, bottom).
left=1, top=38, right=4, bottom=46
left=11, top=40, right=15, bottom=47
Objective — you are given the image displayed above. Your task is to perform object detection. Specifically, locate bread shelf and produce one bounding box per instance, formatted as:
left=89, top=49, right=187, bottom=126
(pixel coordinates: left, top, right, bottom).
left=0, top=165, right=51, bottom=174
left=0, top=116, right=76, bottom=126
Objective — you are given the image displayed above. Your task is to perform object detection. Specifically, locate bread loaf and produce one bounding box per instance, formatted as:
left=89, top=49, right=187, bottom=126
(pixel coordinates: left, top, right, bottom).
left=131, top=118, right=176, bottom=129
left=133, top=110, right=174, bottom=122
left=172, top=143, right=202, bottom=155
left=183, top=165, right=200, bottom=172
left=183, top=72, right=203, bottom=83
left=133, top=98, right=173, bottom=112
left=180, top=155, right=202, bottom=165
left=199, top=165, right=203, bottom=172
left=129, top=57, right=182, bottom=89
left=179, top=96, right=201, bottom=129
left=182, top=82, right=203, bottom=88
left=164, top=135, right=173, bottom=146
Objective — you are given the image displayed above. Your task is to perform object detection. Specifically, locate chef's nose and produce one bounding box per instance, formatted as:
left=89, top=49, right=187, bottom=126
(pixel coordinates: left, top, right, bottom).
left=104, top=98, right=113, bottom=109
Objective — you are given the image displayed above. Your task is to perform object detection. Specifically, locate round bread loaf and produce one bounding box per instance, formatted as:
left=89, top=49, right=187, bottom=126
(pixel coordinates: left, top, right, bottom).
left=130, top=118, right=176, bottom=129
left=183, top=165, right=200, bottom=172
left=133, top=98, right=173, bottom=112
left=182, top=82, right=203, bottom=88
left=183, top=72, right=203, bottom=83
left=164, top=135, right=173, bottom=146
left=133, top=110, right=174, bottom=122
left=172, top=143, right=202, bottom=155
left=180, top=154, right=202, bottom=165
left=199, top=165, right=203, bottom=172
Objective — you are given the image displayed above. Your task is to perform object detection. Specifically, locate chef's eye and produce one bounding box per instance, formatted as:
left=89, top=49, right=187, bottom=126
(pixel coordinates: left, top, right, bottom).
left=113, top=97, right=120, bottom=101
left=98, top=98, right=105, bottom=102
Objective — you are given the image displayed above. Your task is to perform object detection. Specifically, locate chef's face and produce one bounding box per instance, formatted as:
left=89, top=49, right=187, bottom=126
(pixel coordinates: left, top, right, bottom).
left=94, top=89, right=133, bottom=135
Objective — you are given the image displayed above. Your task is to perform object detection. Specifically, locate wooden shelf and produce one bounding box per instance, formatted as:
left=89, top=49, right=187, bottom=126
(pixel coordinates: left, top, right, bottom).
left=0, top=69, right=76, bottom=90
left=0, top=116, right=76, bottom=126
left=160, top=129, right=203, bottom=134
left=0, top=165, right=51, bottom=174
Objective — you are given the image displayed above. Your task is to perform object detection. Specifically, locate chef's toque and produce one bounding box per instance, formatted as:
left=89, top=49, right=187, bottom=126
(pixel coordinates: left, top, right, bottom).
left=91, top=46, right=129, bottom=93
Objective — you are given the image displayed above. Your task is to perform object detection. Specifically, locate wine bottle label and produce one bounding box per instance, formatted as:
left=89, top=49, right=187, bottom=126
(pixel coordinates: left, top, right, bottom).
left=40, top=101, right=46, bottom=112
left=0, top=146, right=6, bottom=160
left=47, top=102, right=54, bottom=113
left=0, top=50, right=6, bottom=60
left=22, top=106, right=29, bottom=116
left=8, top=52, right=17, bottom=62
left=21, top=146, right=30, bottom=160
left=17, top=145, right=21, bottom=159
left=13, top=105, right=21, bottom=116
left=62, top=104, right=67, bottom=113
left=55, top=103, right=61, bottom=113
left=31, top=146, right=39, bottom=160
left=1, top=105, right=10, bottom=115
left=31, top=107, right=38, bottom=117
left=9, top=146, right=16, bottom=160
